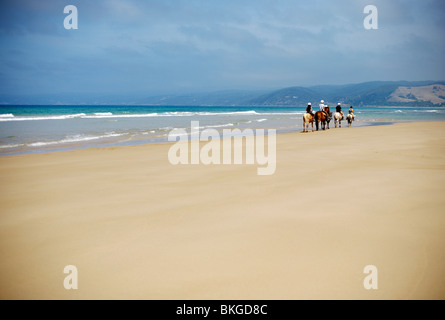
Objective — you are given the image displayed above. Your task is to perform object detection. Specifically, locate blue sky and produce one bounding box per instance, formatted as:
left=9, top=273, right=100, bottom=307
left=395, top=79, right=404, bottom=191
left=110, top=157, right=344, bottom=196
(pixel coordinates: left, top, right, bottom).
left=0, top=0, right=444, bottom=96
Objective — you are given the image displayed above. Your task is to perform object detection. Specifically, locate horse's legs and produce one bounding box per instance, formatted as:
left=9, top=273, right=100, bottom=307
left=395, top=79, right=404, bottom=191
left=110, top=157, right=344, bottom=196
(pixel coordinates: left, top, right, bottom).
left=311, top=122, right=314, bottom=132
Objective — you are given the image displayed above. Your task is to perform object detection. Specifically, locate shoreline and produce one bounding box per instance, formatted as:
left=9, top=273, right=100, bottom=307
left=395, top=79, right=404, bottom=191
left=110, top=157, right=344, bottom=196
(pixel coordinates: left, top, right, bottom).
left=2, top=105, right=445, bottom=157
left=1, top=121, right=444, bottom=299
left=0, top=119, right=408, bottom=157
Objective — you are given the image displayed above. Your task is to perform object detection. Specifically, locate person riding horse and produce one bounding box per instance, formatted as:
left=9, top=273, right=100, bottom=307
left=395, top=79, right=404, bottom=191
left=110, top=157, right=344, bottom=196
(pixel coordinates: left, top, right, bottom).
left=349, top=106, right=355, bottom=120
left=336, top=103, right=344, bottom=120
left=319, top=100, right=331, bottom=121
left=306, top=103, right=314, bottom=117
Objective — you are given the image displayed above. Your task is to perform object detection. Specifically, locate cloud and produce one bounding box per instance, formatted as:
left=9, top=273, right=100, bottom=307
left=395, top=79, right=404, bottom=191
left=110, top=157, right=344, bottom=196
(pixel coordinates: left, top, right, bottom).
left=0, top=0, right=444, bottom=96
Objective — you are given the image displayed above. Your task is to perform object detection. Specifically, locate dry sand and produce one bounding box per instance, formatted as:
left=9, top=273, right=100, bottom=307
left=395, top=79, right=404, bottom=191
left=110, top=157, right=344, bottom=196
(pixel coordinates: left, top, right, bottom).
left=0, top=122, right=444, bottom=300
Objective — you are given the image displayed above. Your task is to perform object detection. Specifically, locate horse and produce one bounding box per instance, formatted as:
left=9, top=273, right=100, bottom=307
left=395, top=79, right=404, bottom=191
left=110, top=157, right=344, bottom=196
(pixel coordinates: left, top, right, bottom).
left=314, top=107, right=331, bottom=131
left=347, top=114, right=355, bottom=128
left=302, top=113, right=314, bottom=133
left=334, top=112, right=344, bottom=128
left=325, top=107, right=332, bottom=130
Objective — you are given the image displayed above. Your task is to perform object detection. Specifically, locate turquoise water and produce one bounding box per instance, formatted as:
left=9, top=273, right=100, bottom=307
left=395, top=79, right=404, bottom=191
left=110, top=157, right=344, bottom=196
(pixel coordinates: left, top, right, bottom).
left=1, top=105, right=444, bottom=155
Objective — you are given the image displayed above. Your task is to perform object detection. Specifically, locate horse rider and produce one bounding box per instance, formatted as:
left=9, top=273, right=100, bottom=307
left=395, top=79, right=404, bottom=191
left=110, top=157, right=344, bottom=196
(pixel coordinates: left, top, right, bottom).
left=306, top=103, right=314, bottom=117
left=349, top=106, right=355, bottom=120
left=336, top=103, right=344, bottom=120
left=319, top=100, right=326, bottom=116
left=319, top=100, right=330, bottom=121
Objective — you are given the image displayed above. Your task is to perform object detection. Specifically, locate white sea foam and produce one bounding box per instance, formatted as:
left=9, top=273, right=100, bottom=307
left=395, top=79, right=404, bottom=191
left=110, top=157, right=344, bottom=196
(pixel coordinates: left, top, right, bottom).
left=93, top=112, right=113, bottom=116
left=203, top=123, right=235, bottom=128
left=26, top=133, right=125, bottom=148
left=191, top=110, right=302, bottom=116
left=0, top=143, right=22, bottom=149
left=256, top=119, right=267, bottom=122
left=0, top=110, right=305, bottom=122
left=0, top=113, right=87, bottom=122
left=83, top=113, right=158, bottom=119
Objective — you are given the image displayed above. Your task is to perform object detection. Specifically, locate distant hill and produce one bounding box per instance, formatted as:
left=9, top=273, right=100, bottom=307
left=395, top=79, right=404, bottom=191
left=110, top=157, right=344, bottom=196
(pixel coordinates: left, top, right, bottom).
left=388, top=85, right=445, bottom=105
left=1, top=81, right=444, bottom=106
left=248, top=81, right=445, bottom=107
left=248, top=87, right=317, bottom=106
left=135, top=80, right=445, bottom=107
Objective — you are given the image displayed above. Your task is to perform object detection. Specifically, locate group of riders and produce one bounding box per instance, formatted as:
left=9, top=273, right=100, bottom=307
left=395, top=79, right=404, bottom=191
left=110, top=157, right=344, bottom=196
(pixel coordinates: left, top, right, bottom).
left=306, top=100, right=355, bottom=121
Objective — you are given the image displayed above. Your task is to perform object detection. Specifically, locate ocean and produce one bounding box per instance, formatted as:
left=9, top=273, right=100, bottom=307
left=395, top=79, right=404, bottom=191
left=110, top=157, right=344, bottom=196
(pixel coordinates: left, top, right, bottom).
left=1, top=105, right=444, bottom=155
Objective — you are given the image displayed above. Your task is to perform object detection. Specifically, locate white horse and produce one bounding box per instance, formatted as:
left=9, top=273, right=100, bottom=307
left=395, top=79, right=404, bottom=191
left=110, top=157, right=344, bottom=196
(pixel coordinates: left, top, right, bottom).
left=303, top=113, right=314, bottom=133
left=334, top=112, right=344, bottom=128
left=347, top=114, right=355, bottom=128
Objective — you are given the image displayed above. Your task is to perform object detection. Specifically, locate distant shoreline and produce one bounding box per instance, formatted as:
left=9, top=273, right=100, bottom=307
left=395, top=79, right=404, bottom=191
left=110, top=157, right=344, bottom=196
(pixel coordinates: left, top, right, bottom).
left=1, top=105, right=445, bottom=156
left=1, top=120, right=442, bottom=157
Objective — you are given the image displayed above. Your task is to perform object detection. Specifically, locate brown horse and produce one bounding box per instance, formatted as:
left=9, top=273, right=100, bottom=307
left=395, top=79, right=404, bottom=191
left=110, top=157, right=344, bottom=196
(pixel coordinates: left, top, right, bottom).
left=315, top=107, right=332, bottom=131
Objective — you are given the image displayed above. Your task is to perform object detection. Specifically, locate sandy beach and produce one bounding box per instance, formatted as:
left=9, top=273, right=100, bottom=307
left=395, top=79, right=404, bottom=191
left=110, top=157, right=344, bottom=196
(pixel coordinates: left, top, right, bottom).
left=0, top=122, right=444, bottom=300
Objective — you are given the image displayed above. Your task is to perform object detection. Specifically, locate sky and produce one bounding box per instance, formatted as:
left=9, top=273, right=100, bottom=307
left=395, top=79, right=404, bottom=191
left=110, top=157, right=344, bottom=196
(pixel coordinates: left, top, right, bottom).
left=0, top=0, right=444, bottom=97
